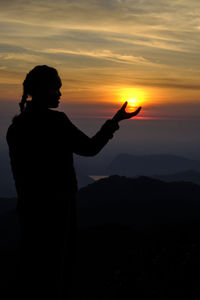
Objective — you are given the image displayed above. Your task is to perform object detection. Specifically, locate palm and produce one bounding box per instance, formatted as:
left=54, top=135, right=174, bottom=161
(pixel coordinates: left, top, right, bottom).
left=113, top=101, right=142, bottom=122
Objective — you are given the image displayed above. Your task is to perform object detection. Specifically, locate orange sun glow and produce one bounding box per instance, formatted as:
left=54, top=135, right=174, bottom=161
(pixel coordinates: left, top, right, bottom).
left=117, top=87, right=147, bottom=111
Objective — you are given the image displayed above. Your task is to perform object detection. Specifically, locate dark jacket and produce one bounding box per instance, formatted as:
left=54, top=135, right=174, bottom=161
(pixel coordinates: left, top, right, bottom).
left=6, top=107, right=119, bottom=213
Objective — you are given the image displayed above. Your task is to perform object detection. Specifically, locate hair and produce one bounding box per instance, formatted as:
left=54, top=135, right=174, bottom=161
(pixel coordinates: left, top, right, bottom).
left=19, top=65, right=60, bottom=113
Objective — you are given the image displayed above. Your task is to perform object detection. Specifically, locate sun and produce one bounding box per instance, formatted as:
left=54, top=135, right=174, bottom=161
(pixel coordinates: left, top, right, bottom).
left=117, top=87, right=146, bottom=110
left=127, top=98, right=141, bottom=109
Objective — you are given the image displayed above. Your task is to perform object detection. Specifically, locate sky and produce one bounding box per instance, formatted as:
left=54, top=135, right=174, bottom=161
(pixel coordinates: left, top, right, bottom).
left=1, top=0, right=200, bottom=196
left=1, top=0, right=200, bottom=119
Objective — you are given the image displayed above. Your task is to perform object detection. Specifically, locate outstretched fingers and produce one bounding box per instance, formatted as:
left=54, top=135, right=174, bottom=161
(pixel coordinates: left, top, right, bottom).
left=121, top=101, right=128, bottom=111
left=113, top=102, right=142, bottom=122
left=127, top=106, right=142, bottom=119
left=133, top=106, right=142, bottom=115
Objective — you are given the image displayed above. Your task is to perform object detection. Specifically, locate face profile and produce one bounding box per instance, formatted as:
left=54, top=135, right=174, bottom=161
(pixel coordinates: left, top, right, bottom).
left=41, top=76, right=62, bottom=108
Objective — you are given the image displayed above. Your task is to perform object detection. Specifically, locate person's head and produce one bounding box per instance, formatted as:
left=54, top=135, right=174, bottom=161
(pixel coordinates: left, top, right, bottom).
left=19, top=65, right=62, bottom=112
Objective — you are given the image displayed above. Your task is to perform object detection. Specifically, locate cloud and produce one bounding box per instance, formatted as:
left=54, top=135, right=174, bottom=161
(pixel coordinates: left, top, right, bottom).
left=1, top=0, right=200, bottom=55
left=1, top=0, right=200, bottom=34
left=40, top=48, right=152, bottom=66
left=1, top=0, right=200, bottom=105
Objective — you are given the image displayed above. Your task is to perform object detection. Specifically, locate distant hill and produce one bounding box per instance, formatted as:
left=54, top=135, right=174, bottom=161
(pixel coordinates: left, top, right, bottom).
left=153, top=170, right=200, bottom=185
left=75, top=168, right=94, bottom=189
left=2, top=175, right=200, bottom=243
left=2, top=153, right=200, bottom=196
left=107, top=154, right=200, bottom=177
left=77, top=175, right=200, bottom=228
left=2, top=175, right=200, bottom=231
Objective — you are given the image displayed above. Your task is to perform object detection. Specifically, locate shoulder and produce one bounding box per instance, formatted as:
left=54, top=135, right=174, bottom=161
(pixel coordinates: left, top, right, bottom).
left=47, top=109, right=72, bottom=125
left=48, top=109, right=68, bottom=119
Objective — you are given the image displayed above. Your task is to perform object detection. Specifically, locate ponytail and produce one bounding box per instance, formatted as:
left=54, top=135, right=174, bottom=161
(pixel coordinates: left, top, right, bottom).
left=12, top=83, right=28, bottom=122
left=19, top=82, right=28, bottom=112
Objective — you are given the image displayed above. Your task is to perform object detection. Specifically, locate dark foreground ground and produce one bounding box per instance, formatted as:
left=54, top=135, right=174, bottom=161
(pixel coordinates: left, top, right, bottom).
left=1, top=219, right=200, bottom=300
left=76, top=222, right=200, bottom=300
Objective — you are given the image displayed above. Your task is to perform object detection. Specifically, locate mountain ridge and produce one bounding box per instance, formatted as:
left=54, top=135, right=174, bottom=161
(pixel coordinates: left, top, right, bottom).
left=107, top=153, right=200, bottom=176
left=77, top=175, right=200, bottom=228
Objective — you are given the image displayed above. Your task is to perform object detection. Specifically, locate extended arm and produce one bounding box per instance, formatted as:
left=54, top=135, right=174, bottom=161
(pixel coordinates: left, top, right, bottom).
left=67, top=118, right=119, bottom=156
left=63, top=102, right=141, bottom=156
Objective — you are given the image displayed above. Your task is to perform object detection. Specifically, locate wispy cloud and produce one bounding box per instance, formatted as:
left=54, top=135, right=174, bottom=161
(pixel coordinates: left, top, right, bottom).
left=40, top=48, right=152, bottom=66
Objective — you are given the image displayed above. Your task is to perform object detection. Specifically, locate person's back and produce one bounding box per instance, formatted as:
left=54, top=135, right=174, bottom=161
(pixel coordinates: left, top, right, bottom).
left=7, top=107, right=78, bottom=214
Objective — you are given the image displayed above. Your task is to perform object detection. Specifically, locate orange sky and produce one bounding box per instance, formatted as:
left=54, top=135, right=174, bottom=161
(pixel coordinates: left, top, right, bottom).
left=1, top=0, right=200, bottom=119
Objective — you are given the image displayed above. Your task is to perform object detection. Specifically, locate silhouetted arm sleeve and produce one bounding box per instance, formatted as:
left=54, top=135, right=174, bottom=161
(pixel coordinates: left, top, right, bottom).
left=61, top=113, right=119, bottom=156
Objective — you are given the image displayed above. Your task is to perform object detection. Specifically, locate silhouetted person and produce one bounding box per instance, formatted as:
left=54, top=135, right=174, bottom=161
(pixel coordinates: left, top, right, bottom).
left=6, top=65, right=141, bottom=299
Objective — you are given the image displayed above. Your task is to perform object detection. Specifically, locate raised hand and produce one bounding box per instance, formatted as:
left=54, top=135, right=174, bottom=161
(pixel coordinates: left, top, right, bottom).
left=112, top=101, right=142, bottom=122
